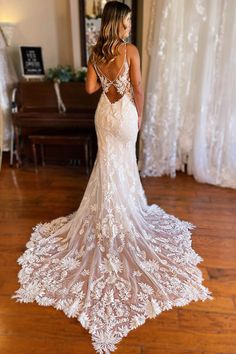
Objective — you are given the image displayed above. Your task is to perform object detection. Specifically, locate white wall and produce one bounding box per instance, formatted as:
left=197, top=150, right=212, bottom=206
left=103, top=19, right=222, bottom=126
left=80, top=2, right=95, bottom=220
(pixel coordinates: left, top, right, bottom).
left=0, top=0, right=73, bottom=73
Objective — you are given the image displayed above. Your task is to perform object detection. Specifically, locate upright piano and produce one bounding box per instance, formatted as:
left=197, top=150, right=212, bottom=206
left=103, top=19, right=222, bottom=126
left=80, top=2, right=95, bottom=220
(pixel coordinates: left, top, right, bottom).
left=12, top=81, right=102, bottom=167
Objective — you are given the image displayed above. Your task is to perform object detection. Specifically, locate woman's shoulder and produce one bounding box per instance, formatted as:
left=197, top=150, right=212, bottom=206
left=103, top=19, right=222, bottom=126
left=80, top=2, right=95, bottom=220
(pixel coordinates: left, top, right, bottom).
left=126, top=43, right=140, bottom=58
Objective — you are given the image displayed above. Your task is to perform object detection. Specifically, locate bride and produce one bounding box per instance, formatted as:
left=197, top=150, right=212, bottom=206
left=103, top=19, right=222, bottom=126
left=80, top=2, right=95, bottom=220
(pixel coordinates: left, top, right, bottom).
left=12, top=1, right=213, bottom=353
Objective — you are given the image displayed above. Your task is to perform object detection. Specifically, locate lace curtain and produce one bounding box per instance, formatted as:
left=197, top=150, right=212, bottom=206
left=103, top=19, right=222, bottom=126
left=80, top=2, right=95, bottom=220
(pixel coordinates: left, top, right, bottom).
left=0, top=27, right=18, bottom=157
left=139, top=0, right=236, bottom=189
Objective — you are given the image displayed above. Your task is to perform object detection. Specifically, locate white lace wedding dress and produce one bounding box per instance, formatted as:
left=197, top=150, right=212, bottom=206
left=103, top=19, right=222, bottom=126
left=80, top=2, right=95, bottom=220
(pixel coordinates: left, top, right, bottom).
left=12, top=43, right=213, bottom=354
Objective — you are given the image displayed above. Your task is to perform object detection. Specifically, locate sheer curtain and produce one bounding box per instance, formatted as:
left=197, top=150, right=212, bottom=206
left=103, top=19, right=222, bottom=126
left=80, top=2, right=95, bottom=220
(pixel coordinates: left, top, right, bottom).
left=139, top=0, right=236, bottom=189
left=0, top=27, right=18, bottom=159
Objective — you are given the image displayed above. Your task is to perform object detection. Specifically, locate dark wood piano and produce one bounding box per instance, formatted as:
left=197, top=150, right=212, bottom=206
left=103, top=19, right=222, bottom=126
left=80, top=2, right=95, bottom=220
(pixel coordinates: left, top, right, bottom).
left=12, top=81, right=102, bottom=170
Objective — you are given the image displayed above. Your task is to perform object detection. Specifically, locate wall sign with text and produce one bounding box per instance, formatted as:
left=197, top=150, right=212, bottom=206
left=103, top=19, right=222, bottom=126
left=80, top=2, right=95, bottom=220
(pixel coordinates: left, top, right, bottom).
left=20, top=46, right=45, bottom=79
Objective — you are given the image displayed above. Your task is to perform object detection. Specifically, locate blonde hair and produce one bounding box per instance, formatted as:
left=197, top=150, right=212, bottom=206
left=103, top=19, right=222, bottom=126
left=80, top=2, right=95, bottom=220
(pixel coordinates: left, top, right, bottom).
left=90, top=1, right=131, bottom=65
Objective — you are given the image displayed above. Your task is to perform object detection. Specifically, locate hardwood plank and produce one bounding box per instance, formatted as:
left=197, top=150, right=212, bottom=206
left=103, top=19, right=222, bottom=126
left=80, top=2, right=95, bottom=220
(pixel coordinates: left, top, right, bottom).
left=178, top=309, right=236, bottom=332
left=192, top=237, right=236, bottom=268
left=0, top=335, right=141, bottom=354
left=144, top=349, right=233, bottom=354
left=183, top=296, right=236, bottom=314
left=208, top=267, right=236, bottom=280
left=1, top=156, right=236, bottom=354
left=0, top=313, right=88, bottom=339
left=196, top=227, right=236, bottom=239
left=2, top=295, right=180, bottom=331
left=0, top=295, right=66, bottom=318
left=204, top=280, right=236, bottom=297
left=0, top=251, right=23, bottom=268
left=143, top=349, right=204, bottom=354
left=124, top=329, right=236, bottom=352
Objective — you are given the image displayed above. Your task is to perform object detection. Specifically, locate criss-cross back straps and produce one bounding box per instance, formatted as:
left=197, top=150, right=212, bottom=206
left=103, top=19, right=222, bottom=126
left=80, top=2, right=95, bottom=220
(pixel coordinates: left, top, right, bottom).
left=94, top=43, right=127, bottom=83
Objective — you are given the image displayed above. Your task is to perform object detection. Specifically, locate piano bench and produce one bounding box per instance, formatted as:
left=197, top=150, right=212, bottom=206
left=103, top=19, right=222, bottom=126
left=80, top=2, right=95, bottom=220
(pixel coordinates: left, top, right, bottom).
left=28, top=134, right=93, bottom=174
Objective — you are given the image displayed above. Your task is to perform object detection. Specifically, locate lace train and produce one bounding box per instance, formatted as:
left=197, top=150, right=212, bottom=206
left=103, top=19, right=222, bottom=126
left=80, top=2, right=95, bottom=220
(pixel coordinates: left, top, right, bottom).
left=12, top=91, right=213, bottom=354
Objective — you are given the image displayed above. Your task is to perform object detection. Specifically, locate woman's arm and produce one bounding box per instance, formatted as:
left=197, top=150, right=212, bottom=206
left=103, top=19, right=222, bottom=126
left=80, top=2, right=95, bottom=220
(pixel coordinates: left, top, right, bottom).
left=128, top=44, right=144, bottom=130
left=85, top=60, right=101, bottom=94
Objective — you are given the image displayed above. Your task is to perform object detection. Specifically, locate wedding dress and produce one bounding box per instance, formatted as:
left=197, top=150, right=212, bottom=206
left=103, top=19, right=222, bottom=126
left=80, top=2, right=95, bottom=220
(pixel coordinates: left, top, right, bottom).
left=12, top=43, right=213, bottom=354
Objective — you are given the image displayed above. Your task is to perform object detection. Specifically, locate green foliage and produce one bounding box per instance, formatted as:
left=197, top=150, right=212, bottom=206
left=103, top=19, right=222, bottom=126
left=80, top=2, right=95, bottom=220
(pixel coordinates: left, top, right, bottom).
left=45, top=65, right=87, bottom=82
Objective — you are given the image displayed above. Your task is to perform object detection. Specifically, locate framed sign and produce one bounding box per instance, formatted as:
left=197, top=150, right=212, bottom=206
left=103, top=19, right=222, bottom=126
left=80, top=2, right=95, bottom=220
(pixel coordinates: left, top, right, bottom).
left=19, top=46, right=45, bottom=79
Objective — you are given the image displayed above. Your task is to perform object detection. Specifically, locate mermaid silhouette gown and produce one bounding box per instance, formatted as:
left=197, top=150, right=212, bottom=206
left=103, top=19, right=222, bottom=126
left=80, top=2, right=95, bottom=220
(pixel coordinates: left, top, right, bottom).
left=12, top=43, right=213, bottom=354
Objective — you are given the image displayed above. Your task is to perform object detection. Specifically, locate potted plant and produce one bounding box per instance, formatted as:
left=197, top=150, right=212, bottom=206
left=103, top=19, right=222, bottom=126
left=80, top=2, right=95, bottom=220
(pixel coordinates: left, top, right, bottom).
left=45, top=65, right=87, bottom=83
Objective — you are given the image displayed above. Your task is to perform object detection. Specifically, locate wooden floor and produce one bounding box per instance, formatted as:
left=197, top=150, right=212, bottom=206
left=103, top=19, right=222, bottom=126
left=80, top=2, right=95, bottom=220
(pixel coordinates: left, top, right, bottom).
left=1, top=155, right=236, bottom=354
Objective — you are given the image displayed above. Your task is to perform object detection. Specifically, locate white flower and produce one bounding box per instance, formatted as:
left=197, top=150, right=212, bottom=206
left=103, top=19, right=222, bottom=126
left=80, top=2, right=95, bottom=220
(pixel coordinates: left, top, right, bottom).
left=79, top=312, right=90, bottom=329
left=12, top=282, right=44, bottom=303
left=92, top=330, right=120, bottom=353
left=65, top=299, right=82, bottom=318
left=61, top=257, right=80, bottom=270
left=117, top=325, right=129, bottom=336
left=26, top=241, right=35, bottom=249
left=36, top=296, right=55, bottom=306
left=142, top=259, right=160, bottom=273
left=130, top=315, right=145, bottom=329
left=139, top=282, right=154, bottom=295
left=132, top=270, right=142, bottom=277
left=31, top=232, right=42, bottom=242
left=145, top=298, right=162, bottom=318
left=115, top=282, right=125, bottom=291
left=99, top=255, right=123, bottom=274
left=55, top=299, right=69, bottom=310
left=97, top=281, right=105, bottom=289
left=71, top=281, right=84, bottom=294
left=103, top=289, right=115, bottom=305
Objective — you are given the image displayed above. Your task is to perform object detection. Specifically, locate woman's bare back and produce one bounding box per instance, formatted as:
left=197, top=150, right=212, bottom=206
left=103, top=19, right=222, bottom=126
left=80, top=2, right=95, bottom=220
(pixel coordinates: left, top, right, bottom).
left=94, top=43, right=131, bottom=104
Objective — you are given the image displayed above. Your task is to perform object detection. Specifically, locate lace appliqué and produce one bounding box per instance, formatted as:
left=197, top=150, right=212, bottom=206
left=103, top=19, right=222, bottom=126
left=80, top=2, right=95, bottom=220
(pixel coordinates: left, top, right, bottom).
left=12, top=207, right=213, bottom=354
left=94, top=43, right=135, bottom=105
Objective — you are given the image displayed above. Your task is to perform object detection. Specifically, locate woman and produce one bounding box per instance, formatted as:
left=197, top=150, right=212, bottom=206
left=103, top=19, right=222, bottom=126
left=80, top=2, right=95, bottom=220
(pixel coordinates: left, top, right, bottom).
left=12, top=2, right=213, bottom=354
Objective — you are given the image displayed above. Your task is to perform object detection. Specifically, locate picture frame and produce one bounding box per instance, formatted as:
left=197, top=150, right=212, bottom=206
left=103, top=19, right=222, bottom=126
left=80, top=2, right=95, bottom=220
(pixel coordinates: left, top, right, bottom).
left=19, top=46, right=45, bottom=79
